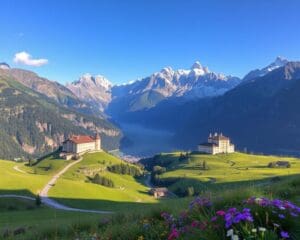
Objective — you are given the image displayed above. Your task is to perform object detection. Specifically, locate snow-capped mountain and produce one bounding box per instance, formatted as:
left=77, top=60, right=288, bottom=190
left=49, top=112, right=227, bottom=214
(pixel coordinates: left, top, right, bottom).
left=66, top=73, right=113, bottom=111
left=0, top=62, right=10, bottom=70
left=243, top=56, right=289, bottom=81
left=66, top=61, right=241, bottom=112
left=110, top=61, right=241, bottom=108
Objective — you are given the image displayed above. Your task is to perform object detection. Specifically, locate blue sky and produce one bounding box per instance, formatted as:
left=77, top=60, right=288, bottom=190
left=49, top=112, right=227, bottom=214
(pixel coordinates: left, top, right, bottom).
left=0, top=0, right=300, bottom=84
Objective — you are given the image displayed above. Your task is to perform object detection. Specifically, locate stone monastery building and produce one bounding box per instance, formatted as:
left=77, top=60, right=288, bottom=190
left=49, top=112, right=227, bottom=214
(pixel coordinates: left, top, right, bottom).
left=198, top=133, right=235, bottom=155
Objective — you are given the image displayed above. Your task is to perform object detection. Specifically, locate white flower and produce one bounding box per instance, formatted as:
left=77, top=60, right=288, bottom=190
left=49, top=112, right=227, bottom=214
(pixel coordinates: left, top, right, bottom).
left=227, top=229, right=234, bottom=237
left=252, top=228, right=257, bottom=233
left=231, top=235, right=239, bottom=240
left=258, top=227, right=266, bottom=232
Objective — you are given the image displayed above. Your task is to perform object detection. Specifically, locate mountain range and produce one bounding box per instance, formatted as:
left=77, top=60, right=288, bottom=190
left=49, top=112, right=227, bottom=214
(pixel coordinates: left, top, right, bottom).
left=66, top=61, right=241, bottom=115
left=1, top=56, right=298, bottom=159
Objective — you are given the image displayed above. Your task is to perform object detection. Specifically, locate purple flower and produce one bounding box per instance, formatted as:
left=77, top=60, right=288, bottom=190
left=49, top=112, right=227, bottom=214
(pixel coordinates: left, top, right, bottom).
left=189, top=197, right=212, bottom=209
left=223, top=208, right=253, bottom=228
left=280, top=231, right=289, bottom=239
left=278, top=214, right=285, bottom=219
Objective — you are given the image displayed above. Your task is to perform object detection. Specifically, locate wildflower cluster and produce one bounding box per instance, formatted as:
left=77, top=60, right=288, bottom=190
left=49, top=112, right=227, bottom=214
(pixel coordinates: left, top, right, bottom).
left=160, top=196, right=300, bottom=240
left=189, top=196, right=212, bottom=209
left=246, top=197, right=300, bottom=218
left=222, top=207, right=253, bottom=228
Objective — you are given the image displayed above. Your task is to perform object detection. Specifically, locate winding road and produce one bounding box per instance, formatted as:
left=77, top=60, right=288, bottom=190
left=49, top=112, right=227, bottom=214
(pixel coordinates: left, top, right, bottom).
left=1, top=158, right=113, bottom=214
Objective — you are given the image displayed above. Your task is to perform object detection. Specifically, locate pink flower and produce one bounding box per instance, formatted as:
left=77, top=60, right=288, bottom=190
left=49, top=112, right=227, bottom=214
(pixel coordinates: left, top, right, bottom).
left=216, top=210, right=226, bottom=216
left=191, top=220, right=199, bottom=227
left=168, top=228, right=180, bottom=240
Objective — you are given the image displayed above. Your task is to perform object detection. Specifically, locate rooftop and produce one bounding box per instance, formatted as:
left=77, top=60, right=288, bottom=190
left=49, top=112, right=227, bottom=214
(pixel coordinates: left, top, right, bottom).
left=66, top=135, right=96, bottom=144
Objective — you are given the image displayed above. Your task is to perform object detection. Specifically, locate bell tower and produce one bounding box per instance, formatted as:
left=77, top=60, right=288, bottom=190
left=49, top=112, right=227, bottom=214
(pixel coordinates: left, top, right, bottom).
left=95, top=133, right=101, bottom=151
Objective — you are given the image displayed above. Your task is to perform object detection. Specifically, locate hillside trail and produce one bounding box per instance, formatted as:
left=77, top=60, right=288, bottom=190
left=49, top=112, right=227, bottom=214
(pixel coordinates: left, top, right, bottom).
left=13, top=165, right=27, bottom=174
left=1, top=157, right=113, bottom=214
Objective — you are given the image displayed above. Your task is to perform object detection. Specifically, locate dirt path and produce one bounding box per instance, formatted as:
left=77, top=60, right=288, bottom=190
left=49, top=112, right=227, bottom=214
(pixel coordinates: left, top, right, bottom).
left=2, top=158, right=113, bottom=214
left=13, top=165, right=27, bottom=174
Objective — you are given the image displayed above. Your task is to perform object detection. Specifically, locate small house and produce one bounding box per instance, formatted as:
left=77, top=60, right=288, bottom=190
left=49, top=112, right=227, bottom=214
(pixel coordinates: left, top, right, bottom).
left=149, top=187, right=168, bottom=198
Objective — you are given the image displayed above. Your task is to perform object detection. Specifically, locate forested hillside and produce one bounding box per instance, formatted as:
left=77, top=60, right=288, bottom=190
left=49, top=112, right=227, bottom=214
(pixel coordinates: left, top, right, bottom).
left=0, top=74, right=121, bottom=160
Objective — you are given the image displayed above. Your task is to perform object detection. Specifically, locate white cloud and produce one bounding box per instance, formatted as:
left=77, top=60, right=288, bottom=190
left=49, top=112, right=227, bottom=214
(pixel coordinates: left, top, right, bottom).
left=13, top=51, right=48, bottom=67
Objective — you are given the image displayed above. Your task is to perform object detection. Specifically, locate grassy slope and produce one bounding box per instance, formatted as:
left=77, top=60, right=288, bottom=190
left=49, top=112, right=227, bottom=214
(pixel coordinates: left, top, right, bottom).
left=155, top=152, right=300, bottom=192
left=49, top=152, right=157, bottom=211
left=0, top=160, right=51, bottom=195
left=20, top=152, right=69, bottom=175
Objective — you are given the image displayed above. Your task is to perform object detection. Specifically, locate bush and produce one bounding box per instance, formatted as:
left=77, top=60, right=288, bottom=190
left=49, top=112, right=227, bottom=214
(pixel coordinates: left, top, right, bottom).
left=152, top=165, right=166, bottom=174
left=107, top=164, right=142, bottom=177
left=92, top=174, right=114, bottom=188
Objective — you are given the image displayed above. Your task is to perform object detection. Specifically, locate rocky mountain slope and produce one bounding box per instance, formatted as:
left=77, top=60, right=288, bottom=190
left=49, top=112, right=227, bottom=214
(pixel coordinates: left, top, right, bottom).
left=0, top=71, right=121, bottom=160
left=243, top=56, right=288, bottom=81
left=0, top=65, right=102, bottom=116
left=66, top=61, right=241, bottom=114
left=66, top=73, right=112, bottom=112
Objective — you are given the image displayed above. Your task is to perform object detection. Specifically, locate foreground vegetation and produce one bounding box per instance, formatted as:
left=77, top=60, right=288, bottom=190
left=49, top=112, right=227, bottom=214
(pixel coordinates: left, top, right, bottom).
left=1, top=174, right=299, bottom=239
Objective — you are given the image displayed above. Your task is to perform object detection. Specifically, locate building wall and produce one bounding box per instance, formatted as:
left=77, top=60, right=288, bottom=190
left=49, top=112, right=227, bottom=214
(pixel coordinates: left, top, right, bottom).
left=76, top=142, right=96, bottom=153
left=198, top=145, right=214, bottom=154
left=198, top=138, right=235, bottom=155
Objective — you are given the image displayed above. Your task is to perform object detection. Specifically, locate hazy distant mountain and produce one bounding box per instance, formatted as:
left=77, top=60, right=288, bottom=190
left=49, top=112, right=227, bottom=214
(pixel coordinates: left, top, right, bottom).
left=105, top=61, right=241, bottom=117
left=243, top=56, right=289, bottom=81
left=0, top=69, right=121, bottom=159
left=66, top=73, right=112, bottom=112
left=66, top=61, right=241, bottom=115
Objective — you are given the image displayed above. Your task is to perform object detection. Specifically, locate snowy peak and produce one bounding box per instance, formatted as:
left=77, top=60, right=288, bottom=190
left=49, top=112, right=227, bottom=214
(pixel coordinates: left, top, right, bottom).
left=191, top=61, right=203, bottom=69
left=243, top=56, right=289, bottom=81
left=266, top=56, right=288, bottom=72
left=0, top=62, right=10, bottom=70
left=66, top=60, right=241, bottom=112
left=66, top=73, right=113, bottom=111
left=190, top=61, right=210, bottom=76
left=73, top=73, right=112, bottom=90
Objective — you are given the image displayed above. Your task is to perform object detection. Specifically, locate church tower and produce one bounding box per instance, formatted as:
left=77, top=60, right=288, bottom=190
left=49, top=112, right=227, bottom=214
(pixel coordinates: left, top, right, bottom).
left=95, top=133, right=101, bottom=151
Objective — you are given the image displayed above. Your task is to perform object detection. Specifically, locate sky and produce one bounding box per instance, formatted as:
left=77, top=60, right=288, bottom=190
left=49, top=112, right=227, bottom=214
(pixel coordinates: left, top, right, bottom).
left=0, top=0, right=300, bottom=84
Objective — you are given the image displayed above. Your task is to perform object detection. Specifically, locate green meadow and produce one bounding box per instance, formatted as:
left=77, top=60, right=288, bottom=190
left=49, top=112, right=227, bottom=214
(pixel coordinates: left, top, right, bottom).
left=0, top=151, right=300, bottom=239
left=148, top=152, right=300, bottom=196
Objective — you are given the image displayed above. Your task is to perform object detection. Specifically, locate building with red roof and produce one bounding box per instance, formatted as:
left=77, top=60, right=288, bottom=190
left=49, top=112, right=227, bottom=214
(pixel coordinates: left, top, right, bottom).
left=61, top=133, right=101, bottom=159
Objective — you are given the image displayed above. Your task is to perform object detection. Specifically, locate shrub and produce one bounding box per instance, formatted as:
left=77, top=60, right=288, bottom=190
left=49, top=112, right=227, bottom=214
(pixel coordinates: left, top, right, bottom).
left=152, top=165, right=166, bottom=174
left=92, top=174, right=114, bottom=188
left=107, top=164, right=142, bottom=177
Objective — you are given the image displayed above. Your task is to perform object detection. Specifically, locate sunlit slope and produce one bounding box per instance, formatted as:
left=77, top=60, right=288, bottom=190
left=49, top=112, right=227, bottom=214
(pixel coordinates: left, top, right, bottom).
left=0, top=160, right=51, bottom=195
left=150, top=152, right=300, bottom=192
left=48, top=152, right=156, bottom=211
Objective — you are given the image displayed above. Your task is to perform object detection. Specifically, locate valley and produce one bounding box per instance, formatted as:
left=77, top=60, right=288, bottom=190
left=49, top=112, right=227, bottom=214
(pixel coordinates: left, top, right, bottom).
left=118, top=122, right=174, bottom=157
